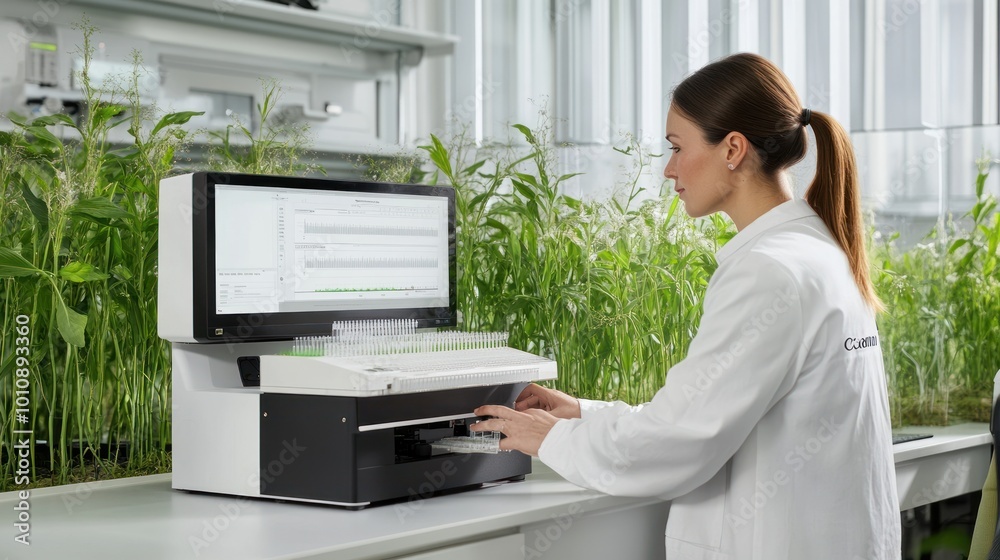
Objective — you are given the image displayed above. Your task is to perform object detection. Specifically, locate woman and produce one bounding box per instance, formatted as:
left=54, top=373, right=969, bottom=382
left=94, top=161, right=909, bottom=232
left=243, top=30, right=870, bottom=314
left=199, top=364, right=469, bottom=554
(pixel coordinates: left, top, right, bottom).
left=471, top=53, right=901, bottom=559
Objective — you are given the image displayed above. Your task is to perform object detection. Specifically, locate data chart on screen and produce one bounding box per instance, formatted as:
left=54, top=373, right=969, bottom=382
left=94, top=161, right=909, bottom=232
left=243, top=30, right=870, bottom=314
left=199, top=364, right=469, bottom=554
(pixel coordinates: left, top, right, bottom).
left=214, top=184, right=450, bottom=315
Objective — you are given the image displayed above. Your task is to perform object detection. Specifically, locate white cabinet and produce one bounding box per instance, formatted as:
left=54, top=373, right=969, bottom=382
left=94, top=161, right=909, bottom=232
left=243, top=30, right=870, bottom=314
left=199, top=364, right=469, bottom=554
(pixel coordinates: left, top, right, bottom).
left=519, top=500, right=670, bottom=560
left=397, top=533, right=525, bottom=560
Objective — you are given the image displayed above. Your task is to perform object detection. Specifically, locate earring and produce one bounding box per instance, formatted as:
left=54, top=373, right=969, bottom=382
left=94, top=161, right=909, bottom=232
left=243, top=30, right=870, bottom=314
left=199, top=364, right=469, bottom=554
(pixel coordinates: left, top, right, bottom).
left=727, top=163, right=735, bottom=170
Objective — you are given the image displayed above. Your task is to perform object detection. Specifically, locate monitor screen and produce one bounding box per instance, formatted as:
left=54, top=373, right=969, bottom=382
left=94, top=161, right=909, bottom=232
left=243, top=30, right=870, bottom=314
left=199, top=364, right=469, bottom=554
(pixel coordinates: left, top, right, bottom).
left=159, top=172, right=456, bottom=343
left=213, top=184, right=451, bottom=315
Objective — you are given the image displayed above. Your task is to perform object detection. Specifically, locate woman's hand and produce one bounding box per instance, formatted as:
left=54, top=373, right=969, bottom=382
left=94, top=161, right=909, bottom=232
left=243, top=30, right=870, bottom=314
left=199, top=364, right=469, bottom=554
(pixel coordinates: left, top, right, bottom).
left=514, top=383, right=582, bottom=419
left=470, top=405, right=561, bottom=457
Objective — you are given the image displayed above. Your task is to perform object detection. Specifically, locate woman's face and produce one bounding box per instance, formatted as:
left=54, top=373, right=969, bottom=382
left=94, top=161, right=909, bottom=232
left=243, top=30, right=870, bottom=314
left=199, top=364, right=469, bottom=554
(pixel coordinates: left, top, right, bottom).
left=663, top=107, right=734, bottom=218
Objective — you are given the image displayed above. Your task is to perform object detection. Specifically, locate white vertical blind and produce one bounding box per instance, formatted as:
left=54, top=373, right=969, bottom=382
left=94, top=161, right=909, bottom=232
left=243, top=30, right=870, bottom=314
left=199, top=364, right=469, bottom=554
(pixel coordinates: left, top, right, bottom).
left=735, top=0, right=761, bottom=53
left=686, top=0, right=710, bottom=71
left=779, top=0, right=806, bottom=102
left=984, top=0, right=999, bottom=124
left=919, top=0, right=942, bottom=128
left=611, top=0, right=637, bottom=137
left=590, top=0, right=612, bottom=143
left=432, top=0, right=1000, bottom=211
left=638, top=0, right=663, bottom=141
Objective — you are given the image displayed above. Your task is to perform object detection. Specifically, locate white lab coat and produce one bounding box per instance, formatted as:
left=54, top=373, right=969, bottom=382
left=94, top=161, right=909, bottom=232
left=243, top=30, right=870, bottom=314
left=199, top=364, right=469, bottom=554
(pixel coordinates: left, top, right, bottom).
left=538, top=198, right=901, bottom=559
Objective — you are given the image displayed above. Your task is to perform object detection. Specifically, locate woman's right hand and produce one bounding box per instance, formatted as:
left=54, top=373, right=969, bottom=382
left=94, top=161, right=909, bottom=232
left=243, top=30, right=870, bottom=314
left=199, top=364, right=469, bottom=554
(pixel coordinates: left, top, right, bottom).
left=514, top=383, right=581, bottom=419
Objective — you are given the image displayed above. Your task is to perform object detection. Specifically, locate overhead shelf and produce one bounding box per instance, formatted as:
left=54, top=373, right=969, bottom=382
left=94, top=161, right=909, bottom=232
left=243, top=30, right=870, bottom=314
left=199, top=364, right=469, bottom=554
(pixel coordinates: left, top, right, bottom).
left=74, top=0, right=458, bottom=56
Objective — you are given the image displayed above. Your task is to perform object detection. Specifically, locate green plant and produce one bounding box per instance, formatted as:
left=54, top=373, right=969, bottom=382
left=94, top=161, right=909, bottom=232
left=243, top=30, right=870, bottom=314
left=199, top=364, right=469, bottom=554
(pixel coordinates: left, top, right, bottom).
left=874, top=154, right=1000, bottom=426
left=0, top=23, right=319, bottom=490
left=417, top=119, right=997, bottom=416
left=0, top=21, right=198, bottom=488
left=418, top=121, right=728, bottom=403
left=205, top=79, right=320, bottom=176
left=355, top=151, right=426, bottom=184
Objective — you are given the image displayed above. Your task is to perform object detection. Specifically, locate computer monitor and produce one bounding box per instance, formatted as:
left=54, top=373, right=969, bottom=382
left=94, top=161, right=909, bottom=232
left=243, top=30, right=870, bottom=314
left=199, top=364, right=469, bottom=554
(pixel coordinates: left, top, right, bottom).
left=158, top=172, right=456, bottom=343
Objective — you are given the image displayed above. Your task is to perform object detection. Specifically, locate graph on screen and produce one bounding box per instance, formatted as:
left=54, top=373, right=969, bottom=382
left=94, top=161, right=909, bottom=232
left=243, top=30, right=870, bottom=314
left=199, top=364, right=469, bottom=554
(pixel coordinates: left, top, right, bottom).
left=215, top=184, right=450, bottom=315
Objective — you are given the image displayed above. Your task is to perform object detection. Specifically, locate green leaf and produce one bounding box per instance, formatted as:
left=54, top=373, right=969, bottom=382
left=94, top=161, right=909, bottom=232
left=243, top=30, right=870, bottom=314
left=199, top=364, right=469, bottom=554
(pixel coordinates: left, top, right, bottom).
left=92, top=104, right=126, bottom=127
left=7, top=112, right=28, bottom=126
left=485, top=217, right=512, bottom=235
left=554, top=172, right=584, bottom=185
left=54, top=296, right=87, bottom=347
left=512, top=180, right=536, bottom=201
left=958, top=247, right=978, bottom=271
left=12, top=171, right=48, bottom=230
left=420, top=134, right=453, bottom=179
left=665, top=195, right=680, bottom=224
left=160, top=145, right=175, bottom=169
left=0, top=131, right=19, bottom=147
left=59, top=261, right=109, bottom=283
left=515, top=173, right=540, bottom=189
left=947, top=239, right=968, bottom=254
left=150, top=110, right=205, bottom=137
left=0, top=248, right=42, bottom=277
left=562, top=195, right=582, bottom=210
left=469, top=192, right=492, bottom=209
left=512, top=124, right=536, bottom=145
left=31, top=113, right=77, bottom=128
left=110, top=228, right=124, bottom=262
left=26, top=126, right=61, bottom=149
left=462, top=160, right=487, bottom=176
left=70, top=197, right=131, bottom=221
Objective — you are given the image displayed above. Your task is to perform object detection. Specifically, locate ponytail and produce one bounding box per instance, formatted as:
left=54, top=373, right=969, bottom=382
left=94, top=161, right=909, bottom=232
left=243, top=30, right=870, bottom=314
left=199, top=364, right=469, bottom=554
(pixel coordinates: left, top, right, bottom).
left=806, top=112, right=883, bottom=312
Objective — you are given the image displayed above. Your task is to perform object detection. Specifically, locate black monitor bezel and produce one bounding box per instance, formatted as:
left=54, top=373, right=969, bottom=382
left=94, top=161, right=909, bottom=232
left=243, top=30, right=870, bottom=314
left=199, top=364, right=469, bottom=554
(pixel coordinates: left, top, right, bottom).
left=189, top=171, right=456, bottom=343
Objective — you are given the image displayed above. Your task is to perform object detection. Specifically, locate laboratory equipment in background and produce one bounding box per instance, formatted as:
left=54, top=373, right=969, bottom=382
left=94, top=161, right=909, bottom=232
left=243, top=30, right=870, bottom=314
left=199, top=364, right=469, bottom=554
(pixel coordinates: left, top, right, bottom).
left=0, top=15, right=381, bottom=143
left=158, top=172, right=556, bottom=507
left=0, top=12, right=405, bottom=160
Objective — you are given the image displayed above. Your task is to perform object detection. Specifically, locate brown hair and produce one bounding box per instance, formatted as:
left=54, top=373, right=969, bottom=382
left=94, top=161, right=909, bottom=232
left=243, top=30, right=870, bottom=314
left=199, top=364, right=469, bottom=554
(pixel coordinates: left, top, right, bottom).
left=671, top=52, right=882, bottom=312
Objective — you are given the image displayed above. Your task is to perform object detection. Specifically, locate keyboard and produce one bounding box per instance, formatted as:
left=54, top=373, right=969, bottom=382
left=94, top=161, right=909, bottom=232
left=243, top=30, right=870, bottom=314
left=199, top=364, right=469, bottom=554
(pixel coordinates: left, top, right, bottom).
left=892, top=433, right=933, bottom=445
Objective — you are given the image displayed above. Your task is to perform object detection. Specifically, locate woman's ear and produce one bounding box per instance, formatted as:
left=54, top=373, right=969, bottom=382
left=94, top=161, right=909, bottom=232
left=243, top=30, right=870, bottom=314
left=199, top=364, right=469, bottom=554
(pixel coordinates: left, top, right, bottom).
left=722, top=131, right=750, bottom=171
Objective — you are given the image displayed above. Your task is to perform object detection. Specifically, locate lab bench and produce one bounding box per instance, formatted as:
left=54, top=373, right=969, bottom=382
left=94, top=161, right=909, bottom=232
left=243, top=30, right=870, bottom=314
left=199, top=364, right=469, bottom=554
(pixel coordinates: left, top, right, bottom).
left=0, top=423, right=989, bottom=560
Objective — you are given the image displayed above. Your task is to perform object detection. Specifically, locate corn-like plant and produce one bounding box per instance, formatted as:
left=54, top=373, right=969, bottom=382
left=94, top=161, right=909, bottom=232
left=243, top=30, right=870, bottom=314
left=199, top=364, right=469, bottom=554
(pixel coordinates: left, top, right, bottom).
left=420, top=122, right=998, bottom=417
left=418, top=123, right=728, bottom=403
left=204, top=79, right=319, bottom=177
left=874, top=154, right=1000, bottom=426
left=0, top=23, right=316, bottom=490
left=0, top=21, right=199, bottom=487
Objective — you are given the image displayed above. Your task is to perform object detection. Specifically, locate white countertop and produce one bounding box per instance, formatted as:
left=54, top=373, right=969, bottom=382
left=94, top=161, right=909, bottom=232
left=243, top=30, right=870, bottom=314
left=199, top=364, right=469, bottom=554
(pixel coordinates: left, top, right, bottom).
left=892, top=423, right=992, bottom=511
left=1, top=423, right=991, bottom=560
left=0, top=460, right=659, bottom=560
left=892, top=422, right=992, bottom=463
